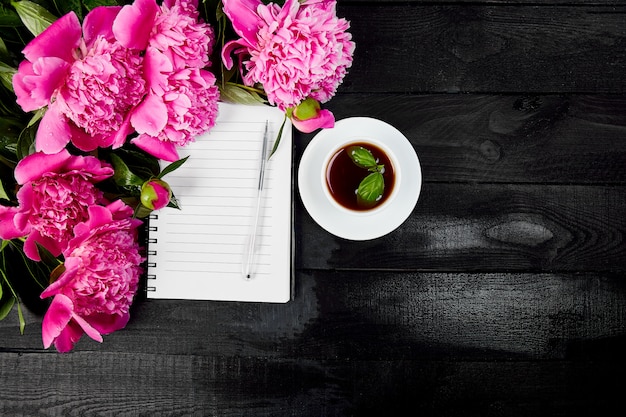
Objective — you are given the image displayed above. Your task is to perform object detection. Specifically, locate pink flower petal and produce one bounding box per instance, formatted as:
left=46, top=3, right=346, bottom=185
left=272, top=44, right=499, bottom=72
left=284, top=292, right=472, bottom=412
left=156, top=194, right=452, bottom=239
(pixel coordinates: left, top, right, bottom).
left=41, top=294, right=74, bottom=349
left=14, top=149, right=71, bottom=184
left=86, top=312, right=130, bottom=335
left=23, top=229, right=63, bottom=261
left=72, top=313, right=104, bottom=343
left=109, top=117, right=135, bottom=149
left=222, top=0, right=263, bottom=46
left=221, top=39, right=249, bottom=70
left=82, top=205, right=114, bottom=232
left=63, top=154, right=114, bottom=183
left=131, top=94, right=168, bottom=136
left=69, top=125, right=105, bottom=152
left=132, top=134, right=180, bottom=161
left=13, top=188, right=33, bottom=231
left=52, top=320, right=85, bottom=353
left=144, top=47, right=172, bottom=94
left=291, top=109, right=335, bottom=133
left=41, top=257, right=80, bottom=299
left=22, top=12, right=81, bottom=63
left=113, top=0, right=159, bottom=50
left=0, top=206, right=25, bottom=240
left=13, top=58, right=71, bottom=112
left=82, top=6, right=122, bottom=46
left=35, top=104, right=72, bottom=154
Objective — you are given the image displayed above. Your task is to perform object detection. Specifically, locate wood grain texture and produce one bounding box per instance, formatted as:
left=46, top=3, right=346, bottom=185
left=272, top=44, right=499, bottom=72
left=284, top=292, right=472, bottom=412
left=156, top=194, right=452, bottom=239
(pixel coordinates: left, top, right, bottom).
left=338, top=4, right=626, bottom=93
left=2, top=272, right=624, bottom=361
left=316, top=94, right=626, bottom=184
left=0, top=352, right=624, bottom=416
left=296, top=183, right=626, bottom=271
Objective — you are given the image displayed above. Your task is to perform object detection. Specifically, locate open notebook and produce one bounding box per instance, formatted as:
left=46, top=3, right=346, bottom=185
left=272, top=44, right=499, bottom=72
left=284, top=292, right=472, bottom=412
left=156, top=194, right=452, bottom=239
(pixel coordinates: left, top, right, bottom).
left=146, top=102, right=292, bottom=303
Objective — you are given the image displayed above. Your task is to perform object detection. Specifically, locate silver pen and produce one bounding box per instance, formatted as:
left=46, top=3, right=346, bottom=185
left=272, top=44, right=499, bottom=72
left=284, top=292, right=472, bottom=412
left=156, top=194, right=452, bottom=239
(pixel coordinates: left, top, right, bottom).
left=242, top=120, right=270, bottom=279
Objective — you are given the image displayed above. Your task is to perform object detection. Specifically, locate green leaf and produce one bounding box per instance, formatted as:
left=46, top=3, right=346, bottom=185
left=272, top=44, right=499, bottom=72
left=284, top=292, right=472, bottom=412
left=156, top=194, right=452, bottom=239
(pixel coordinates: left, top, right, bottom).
left=357, top=172, right=384, bottom=206
left=110, top=153, right=145, bottom=187
left=218, top=83, right=266, bottom=105
left=268, top=113, right=287, bottom=159
left=0, top=295, right=15, bottom=321
left=0, top=5, right=22, bottom=27
left=348, top=145, right=378, bottom=170
left=108, top=147, right=160, bottom=179
left=157, top=155, right=189, bottom=179
left=27, top=108, right=45, bottom=127
left=0, top=61, right=16, bottom=92
left=17, top=301, right=24, bottom=333
left=0, top=266, right=16, bottom=321
left=0, top=178, right=10, bottom=200
left=11, top=0, right=58, bottom=37
left=16, top=122, right=37, bottom=159
left=0, top=36, right=8, bottom=58
left=83, top=0, right=120, bottom=12
left=167, top=193, right=181, bottom=209
left=55, top=0, right=83, bottom=19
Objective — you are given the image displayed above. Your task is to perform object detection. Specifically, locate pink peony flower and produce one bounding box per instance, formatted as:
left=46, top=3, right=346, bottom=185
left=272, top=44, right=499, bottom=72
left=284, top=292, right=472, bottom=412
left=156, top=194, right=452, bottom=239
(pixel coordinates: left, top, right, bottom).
left=0, top=150, right=113, bottom=261
left=13, top=8, right=147, bottom=154
left=222, top=0, right=355, bottom=111
left=130, top=53, right=219, bottom=161
left=40, top=200, right=144, bottom=352
left=114, top=0, right=220, bottom=161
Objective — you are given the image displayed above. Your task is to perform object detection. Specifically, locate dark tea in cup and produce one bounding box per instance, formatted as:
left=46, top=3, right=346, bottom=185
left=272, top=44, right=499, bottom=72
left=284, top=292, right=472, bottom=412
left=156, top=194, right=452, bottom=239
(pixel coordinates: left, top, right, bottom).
left=324, top=141, right=396, bottom=211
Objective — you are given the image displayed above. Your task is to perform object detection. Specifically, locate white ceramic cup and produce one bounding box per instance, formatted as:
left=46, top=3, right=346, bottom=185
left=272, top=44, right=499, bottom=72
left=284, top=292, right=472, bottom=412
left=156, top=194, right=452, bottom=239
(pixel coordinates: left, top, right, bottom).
left=321, top=136, right=401, bottom=216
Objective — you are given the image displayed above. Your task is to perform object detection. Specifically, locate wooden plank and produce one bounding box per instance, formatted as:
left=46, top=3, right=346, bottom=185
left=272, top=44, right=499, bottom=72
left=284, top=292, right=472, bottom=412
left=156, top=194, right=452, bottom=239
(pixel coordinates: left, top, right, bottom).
left=0, top=351, right=623, bottom=416
left=313, top=94, right=626, bottom=184
left=337, top=4, right=626, bottom=93
left=2, top=272, right=624, bottom=361
left=296, top=184, right=626, bottom=271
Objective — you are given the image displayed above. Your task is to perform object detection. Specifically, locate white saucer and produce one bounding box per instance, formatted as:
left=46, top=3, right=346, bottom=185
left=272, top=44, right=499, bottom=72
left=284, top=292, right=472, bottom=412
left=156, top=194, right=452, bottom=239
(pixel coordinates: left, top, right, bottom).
left=298, top=117, right=422, bottom=240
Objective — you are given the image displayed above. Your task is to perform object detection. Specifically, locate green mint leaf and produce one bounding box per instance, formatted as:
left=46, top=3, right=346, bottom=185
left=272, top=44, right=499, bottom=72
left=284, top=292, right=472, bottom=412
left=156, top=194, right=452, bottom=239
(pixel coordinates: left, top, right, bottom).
left=11, top=1, right=57, bottom=37
left=348, top=145, right=377, bottom=169
left=356, top=172, right=384, bottom=207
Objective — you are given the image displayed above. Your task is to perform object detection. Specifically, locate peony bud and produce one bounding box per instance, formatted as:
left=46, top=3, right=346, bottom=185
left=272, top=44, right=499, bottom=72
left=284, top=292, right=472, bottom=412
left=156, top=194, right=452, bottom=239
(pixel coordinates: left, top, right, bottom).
left=290, top=97, right=335, bottom=133
left=140, top=179, right=172, bottom=210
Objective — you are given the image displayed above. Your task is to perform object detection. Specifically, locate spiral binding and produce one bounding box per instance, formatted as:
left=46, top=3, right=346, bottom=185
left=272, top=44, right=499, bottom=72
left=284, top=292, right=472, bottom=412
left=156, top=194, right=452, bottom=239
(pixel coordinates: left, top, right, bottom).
left=146, top=213, right=159, bottom=292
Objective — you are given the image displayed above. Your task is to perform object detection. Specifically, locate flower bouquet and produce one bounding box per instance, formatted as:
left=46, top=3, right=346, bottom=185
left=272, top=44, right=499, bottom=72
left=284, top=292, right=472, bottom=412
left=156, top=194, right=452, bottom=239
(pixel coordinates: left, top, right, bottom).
left=0, top=0, right=354, bottom=351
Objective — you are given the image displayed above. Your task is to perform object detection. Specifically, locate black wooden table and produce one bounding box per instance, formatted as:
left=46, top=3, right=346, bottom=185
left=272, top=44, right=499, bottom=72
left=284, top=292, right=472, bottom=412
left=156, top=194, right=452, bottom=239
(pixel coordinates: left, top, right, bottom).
left=2, top=1, right=625, bottom=415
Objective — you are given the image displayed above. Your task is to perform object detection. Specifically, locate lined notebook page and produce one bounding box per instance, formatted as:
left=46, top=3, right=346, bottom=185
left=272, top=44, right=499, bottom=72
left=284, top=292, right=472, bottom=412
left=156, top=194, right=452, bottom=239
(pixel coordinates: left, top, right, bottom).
left=147, top=102, right=292, bottom=303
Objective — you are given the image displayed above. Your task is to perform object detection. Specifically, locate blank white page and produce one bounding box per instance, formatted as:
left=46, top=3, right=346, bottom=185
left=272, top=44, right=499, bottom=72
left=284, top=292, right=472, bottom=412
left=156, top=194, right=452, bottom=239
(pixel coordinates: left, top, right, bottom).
left=146, top=102, right=292, bottom=303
